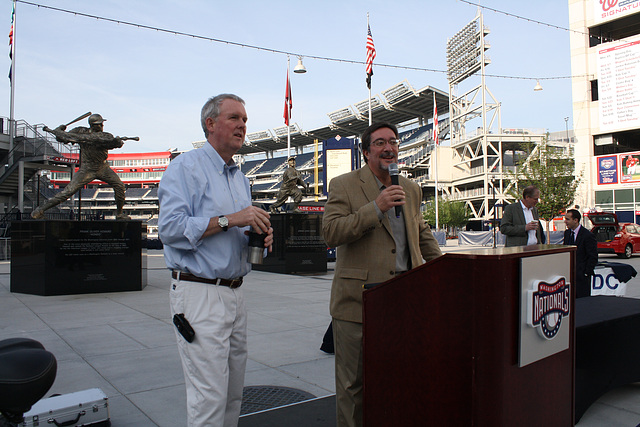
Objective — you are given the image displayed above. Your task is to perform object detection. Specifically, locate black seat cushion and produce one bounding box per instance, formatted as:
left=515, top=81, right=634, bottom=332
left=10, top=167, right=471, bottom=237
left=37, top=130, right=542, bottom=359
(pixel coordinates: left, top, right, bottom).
left=0, top=338, right=57, bottom=416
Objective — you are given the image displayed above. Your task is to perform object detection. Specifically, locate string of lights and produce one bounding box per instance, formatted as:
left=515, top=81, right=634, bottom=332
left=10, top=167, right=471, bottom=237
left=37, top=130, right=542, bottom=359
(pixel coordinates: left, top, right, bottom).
left=458, top=0, right=608, bottom=42
left=16, top=0, right=579, bottom=82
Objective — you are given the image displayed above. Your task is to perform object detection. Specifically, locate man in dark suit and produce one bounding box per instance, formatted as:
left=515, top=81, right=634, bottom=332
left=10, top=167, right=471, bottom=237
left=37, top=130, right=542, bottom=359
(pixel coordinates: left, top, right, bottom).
left=563, top=209, right=598, bottom=298
left=500, top=186, right=545, bottom=247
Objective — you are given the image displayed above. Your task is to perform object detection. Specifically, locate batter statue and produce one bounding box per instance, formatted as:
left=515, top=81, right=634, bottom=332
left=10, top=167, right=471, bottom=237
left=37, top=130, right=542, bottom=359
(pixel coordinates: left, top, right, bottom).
left=270, top=156, right=308, bottom=213
left=31, top=113, right=139, bottom=220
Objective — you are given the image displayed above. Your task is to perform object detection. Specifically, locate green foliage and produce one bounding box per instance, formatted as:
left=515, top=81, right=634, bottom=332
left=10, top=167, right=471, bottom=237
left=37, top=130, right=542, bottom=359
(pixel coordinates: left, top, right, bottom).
left=423, top=198, right=470, bottom=231
left=445, top=199, right=471, bottom=229
left=506, top=136, right=582, bottom=222
left=423, top=201, right=437, bottom=226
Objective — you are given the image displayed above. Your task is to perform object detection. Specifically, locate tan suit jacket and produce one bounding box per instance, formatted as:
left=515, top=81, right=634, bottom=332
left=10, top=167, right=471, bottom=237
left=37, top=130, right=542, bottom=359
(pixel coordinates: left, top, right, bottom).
left=323, top=165, right=442, bottom=323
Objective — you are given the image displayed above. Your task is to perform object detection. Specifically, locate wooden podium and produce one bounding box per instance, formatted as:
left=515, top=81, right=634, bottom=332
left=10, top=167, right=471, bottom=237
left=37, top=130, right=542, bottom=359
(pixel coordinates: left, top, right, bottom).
left=362, top=245, right=575, bottom=427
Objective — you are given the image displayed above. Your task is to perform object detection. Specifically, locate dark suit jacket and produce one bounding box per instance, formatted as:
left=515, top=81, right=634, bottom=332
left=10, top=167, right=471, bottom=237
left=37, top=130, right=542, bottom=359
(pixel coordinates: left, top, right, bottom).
left=500, top=201, right=545, bottom=247
left=322, top=164, right=442, bottom=323
left=563, top=226, right=598, bottom=298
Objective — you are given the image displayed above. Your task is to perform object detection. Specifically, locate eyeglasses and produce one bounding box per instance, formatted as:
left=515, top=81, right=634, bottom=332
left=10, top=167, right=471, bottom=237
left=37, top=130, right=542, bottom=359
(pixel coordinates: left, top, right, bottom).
left=370, top=138, right=400, bottom=147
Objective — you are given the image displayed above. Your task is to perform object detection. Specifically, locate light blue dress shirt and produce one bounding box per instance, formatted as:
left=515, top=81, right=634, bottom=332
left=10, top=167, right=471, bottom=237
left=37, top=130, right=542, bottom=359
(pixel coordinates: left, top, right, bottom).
left=158, top=143, right=252, bottom=280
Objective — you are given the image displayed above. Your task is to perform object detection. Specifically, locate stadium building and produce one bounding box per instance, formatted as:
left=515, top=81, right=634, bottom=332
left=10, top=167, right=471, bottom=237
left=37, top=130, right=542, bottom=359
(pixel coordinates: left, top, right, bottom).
left=569, top=0, right=640, bottom=222
left=0, top=9, right=579, bottom=238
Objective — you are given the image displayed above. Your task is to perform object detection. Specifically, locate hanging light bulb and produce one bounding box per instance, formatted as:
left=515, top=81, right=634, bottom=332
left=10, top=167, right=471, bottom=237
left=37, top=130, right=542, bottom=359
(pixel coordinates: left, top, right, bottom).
left=293, top=56, right=307, bottom=74
left=533, top=80, right=543, bottom=91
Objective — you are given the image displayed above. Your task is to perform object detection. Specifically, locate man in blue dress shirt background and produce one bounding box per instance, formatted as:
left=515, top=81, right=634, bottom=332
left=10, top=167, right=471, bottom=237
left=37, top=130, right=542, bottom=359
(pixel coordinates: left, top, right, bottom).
left=158, top=94, right=273, bottom=427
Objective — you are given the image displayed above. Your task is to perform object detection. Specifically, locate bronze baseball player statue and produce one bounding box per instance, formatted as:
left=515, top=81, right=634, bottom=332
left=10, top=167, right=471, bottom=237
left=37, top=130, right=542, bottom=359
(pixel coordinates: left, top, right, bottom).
left=270, top=156, right=308, bottom=213
left=31, top=113, right=138, bottom=220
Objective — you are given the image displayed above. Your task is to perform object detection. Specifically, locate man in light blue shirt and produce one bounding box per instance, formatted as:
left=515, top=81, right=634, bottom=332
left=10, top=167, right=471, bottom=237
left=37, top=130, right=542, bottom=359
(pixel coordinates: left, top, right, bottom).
left=159, top=94, right=273, bottom=427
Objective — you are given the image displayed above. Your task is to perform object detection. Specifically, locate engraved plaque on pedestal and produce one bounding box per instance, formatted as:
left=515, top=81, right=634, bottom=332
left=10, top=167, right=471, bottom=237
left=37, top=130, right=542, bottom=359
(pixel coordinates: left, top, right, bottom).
left=11, top=220, right=147, bottom=295
left=253, top=213, right=327, bottom=274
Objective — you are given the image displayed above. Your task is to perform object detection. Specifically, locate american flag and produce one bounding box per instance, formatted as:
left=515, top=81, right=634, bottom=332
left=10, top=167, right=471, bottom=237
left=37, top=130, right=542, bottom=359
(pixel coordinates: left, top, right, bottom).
left=283, top=68, right=292, bottom=126
left=365, top=23, right=376, bottom=89
left=433, top=94, right=439, bottom=145
left=8, top=2, right=14, bottom=81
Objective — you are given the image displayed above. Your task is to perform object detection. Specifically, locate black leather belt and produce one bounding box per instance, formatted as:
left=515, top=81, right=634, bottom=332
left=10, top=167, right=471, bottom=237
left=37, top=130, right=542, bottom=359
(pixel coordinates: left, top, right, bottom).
left=172, top=271, right=243, bottom=289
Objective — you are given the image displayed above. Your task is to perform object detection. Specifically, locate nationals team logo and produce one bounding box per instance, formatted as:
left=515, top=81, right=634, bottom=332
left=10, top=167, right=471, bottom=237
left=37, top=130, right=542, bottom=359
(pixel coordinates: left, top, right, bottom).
left=597, top=0, right=640, bottom=21
left=600, top=0, right=618, bottom=11
left=527, top=277, right=570, bottom=340
left=601, top=158, right=615, bottom=169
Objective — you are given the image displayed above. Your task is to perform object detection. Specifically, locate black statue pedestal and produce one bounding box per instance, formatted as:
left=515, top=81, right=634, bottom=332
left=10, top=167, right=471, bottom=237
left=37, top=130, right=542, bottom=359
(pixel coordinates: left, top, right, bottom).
left=253, top=213, right=326, bottom=274
left=11, top=220, right=147, bottom=296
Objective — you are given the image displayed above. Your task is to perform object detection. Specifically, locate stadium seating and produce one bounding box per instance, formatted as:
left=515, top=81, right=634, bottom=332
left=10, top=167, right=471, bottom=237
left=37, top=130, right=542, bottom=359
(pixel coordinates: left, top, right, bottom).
left=125, top=188, right=149, bottom=199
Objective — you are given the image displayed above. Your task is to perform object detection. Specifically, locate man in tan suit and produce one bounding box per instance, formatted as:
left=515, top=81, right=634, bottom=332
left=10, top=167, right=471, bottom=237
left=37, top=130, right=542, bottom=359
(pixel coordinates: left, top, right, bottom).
left=323, top=122, right=442, bottom=427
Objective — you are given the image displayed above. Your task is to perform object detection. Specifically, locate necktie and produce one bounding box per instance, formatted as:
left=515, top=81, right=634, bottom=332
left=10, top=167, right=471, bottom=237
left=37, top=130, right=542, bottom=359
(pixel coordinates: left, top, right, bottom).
left=568, top=231, right=575, bottom=245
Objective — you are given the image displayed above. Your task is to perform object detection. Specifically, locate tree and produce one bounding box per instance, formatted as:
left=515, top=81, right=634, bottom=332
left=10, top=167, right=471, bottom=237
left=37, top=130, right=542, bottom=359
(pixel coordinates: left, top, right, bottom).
left=505, top=136, right=582, bottom=238
left=446, top=199, right=471, bottom=230
left=423, top=198, right=470, bottom=235
left=423, top=200, right=438, bottom=228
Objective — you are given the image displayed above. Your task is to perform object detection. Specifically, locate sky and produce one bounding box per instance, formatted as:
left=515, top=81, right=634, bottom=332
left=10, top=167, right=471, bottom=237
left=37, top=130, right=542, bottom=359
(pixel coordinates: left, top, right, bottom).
left=0, top=0, right=574, bottom=154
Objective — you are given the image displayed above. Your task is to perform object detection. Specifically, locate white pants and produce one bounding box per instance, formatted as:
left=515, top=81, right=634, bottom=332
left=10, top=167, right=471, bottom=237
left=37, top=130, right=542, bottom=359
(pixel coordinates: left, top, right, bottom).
left=170, top=278, right=247, bottom=427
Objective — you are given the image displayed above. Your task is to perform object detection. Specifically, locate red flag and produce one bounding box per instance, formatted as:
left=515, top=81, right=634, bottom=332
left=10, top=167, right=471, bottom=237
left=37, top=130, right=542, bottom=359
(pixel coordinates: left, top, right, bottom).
left=365, top=23, right=376, bottom=89
left=433, top=94, right=439, bottom=146
left=8, top=4, right=13, bottom=57
left=283, top=68, right=292, bottom=125
left=8, top=2, right=14, bottom=81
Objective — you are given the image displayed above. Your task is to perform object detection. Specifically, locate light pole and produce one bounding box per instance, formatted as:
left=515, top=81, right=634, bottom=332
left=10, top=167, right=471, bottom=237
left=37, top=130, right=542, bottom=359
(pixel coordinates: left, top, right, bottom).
left=285, top=56, right=307, bottom=158
left=564, top=117, right=569, bottom=143
left=490, top=176, right=497, bottom=248
left=436, top=183, right=444, bottom=232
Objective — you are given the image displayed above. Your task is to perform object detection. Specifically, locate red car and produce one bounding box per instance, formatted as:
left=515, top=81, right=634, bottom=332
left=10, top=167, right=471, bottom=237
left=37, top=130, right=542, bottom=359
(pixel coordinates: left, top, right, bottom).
left=586, top=212, right=640, bottom=259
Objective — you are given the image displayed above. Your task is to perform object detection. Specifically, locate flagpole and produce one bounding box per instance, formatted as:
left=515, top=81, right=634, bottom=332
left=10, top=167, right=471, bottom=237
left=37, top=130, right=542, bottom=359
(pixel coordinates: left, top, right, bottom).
left=368, top=88, right=372, bottom=125
left=314, top=138, right=319, bottom=202
left=433, top=93, right=439, bottom=231
left=434, top=153, right=439, bottom=231
left=286, top=56, right=291, bottom=158
left=367, top=13, right=372, bottom=125
left=365, top=14, right=376, bottom=126
left=9, top=0, right=16, bottom=166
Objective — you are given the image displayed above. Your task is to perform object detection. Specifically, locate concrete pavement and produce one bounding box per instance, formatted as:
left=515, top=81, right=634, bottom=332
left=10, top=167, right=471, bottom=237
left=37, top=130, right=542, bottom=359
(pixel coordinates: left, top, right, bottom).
left=1, top=240, right=639, bottom=426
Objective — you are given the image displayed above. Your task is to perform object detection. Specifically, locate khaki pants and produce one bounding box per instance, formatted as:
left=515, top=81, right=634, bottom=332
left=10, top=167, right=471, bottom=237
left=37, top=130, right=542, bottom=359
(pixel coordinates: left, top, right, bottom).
left=170, top=278, right=247, bottom=427
left=333, top=318, right=363, bottom=427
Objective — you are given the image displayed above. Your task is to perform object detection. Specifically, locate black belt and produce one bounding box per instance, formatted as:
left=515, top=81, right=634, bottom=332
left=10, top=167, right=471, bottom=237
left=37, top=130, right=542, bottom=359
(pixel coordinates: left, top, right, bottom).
left=172, top=271, right=243, bottom=289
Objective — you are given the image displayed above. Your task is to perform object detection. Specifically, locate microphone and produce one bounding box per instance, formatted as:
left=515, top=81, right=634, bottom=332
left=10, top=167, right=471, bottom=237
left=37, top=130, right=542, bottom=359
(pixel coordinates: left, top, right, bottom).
left=388, top=163, right=402, bottom=218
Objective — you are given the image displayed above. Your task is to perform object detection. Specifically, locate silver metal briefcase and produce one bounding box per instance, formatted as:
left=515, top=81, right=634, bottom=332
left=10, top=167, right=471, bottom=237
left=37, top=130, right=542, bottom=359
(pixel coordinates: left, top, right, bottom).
left=20, top=388, right=110, bottom=427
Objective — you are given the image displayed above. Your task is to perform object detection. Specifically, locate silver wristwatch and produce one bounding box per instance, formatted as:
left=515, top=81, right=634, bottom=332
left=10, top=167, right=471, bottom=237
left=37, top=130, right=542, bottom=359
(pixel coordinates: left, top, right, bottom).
left=218, top=215, right=229, bottom=231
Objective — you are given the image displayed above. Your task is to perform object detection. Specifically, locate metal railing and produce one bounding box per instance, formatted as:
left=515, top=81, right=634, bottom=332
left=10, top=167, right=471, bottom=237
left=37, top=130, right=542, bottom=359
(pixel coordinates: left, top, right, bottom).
left=0, top=118, right=78, bottom=167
